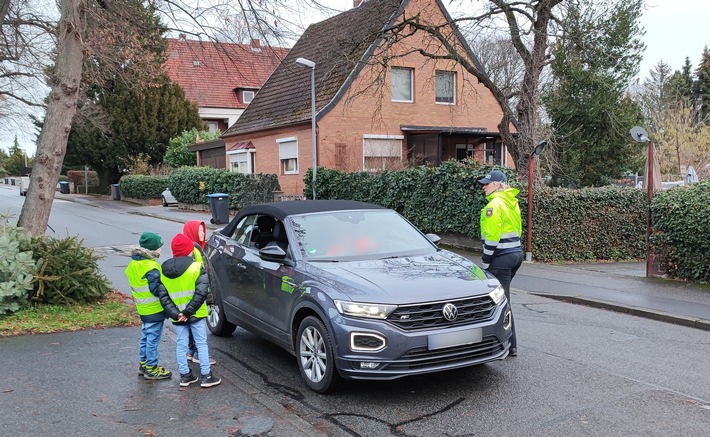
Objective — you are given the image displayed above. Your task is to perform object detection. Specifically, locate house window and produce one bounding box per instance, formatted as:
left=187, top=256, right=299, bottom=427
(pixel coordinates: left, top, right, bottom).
left=205, top=121, right=219, bottom=134
left=230, top=151, right=249, bottom=174
left=243, top=90, right=255, bottom=104
left=436, top=71, right=455, bottom=104
left=277, top=137, right=298, bottom=174
left=484, top=141, right=502, bottom=165
left=391, top=67, right=413, bottom=102
left=363, top=135, right=402, bottom=172
left=456, top=143, right=473, bottom=160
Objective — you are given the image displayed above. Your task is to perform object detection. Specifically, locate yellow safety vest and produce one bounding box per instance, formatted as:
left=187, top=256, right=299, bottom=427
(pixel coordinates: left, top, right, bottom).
left=160, top=261, right=208, bottom=320
left=125, top=259, right=163, bottom=316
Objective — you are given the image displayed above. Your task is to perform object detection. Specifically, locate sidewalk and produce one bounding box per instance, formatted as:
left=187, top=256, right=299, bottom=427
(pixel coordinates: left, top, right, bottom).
left=61, top=191, right=710, bottom=332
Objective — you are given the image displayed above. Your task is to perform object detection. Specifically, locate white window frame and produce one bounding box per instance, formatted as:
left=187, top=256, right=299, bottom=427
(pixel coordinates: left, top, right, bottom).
left=391, top=67, right=413, bottom=102
left=206, top=121, right=219, bottom=133
left=228, top=150, right=254, bottom=174
left=435, top=70, right=455, bottom=104
left=243, top=90, right=255, bottom=104
left=362, top=135, right=403, bottom=172
left=277, top=137, right=299, bottom=175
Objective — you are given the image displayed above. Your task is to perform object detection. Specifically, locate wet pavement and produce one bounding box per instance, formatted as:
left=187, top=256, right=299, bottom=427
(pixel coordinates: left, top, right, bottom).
left=2, top=190, right=709, bottom=436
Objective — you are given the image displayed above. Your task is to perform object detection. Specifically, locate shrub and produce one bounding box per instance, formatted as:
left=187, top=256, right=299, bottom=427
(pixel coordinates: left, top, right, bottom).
left=0, top=223, right=38, bottom=314
left=118, top=175, right=170, bottom=199
left=651, top=181, right=710, bottom=282
left=169, top=166, right=280, bottom=209
left=30, top=234, right=112, bottom=305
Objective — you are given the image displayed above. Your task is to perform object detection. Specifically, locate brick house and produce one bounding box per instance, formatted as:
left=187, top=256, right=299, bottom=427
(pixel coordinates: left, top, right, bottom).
left=221, top=0, right=516, bottom=195
left=164, top=36, right=288, bottom=167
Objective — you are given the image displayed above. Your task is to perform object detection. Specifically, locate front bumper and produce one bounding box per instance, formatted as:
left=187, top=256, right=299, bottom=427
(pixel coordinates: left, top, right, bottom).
left=330, top=300, right=512, bottom=380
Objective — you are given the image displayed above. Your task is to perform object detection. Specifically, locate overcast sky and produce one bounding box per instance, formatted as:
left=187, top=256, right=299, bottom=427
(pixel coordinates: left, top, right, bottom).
left=2, top=0, right=707, bottom=157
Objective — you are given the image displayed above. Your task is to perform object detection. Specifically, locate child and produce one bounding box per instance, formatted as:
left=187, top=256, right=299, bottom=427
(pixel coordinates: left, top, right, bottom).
left=124, top=232, right=172, bottom=380
left=182, top=220, right=216, bottom=366
left=157, top=233, right=221, bottom=388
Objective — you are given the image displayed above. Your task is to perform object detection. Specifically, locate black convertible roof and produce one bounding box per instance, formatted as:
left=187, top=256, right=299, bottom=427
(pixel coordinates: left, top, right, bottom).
left=234, top=200, right=387, bottom=223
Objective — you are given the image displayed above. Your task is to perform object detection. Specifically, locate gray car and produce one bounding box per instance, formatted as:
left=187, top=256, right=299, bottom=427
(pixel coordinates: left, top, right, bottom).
left=205, top=200, right=512, bottom=393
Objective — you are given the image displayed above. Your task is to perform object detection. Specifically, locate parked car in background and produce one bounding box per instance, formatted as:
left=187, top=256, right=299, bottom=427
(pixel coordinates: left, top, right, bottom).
left=161, top=188, right=177, bottom=206
left=19, top=175, right=30, bottom=196
left=204, top=200, right=513, bottom=393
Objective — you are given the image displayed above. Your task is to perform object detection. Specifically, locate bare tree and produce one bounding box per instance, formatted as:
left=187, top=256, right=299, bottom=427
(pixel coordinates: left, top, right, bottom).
left=374, top=0, right=564, bottom=177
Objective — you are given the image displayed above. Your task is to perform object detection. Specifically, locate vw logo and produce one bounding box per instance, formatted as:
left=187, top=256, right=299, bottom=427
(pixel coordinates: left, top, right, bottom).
left=442, top=303, right=458, bottom=321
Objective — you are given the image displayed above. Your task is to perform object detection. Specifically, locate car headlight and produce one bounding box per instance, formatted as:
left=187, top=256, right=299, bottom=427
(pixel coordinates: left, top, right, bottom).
left=334, top=300, right=397, bottom=319
left=488, top=285, right=506, bottom=305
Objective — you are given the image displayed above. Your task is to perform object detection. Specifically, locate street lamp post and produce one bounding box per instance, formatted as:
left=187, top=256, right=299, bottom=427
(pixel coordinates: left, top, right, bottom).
left=525, top=140, right=547, bottom=263
left=295, top=57, right=317, bottom=200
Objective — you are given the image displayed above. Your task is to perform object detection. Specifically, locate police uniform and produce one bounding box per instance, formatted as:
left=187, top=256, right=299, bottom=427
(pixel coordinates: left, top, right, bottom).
left=479, top=170, right=524, bottom=355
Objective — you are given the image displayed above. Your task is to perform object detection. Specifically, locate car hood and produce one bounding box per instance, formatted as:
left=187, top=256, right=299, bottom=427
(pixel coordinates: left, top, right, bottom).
left=307, top=251, right=497, bottom=304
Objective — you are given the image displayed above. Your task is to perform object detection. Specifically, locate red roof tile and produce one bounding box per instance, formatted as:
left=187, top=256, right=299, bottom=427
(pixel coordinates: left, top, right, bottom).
left=164, top=38, right=289, bottom=110
left=226, top=141, right=255, bottom=151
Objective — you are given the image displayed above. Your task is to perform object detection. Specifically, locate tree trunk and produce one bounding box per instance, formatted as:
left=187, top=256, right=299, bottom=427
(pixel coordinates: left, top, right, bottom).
left=17, top=0, right=85, bottom=236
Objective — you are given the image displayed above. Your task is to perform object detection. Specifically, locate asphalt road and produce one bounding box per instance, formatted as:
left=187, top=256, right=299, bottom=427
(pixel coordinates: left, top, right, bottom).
left=2, top=185, right=709, bottom=436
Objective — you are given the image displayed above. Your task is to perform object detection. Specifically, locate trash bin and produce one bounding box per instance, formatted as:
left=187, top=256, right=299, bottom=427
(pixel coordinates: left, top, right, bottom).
left=3, top=177, right=7, bottom=184
left=207, top=193, right=230, bottom=225
left=59, top=181, right=70, bottom=194
left=111, top=183, right=121, bottom=200
left=10, top=178, right=15, bottom=185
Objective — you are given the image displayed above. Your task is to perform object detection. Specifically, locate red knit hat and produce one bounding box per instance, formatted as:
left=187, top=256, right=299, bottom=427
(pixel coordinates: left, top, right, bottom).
left=171, top=233, right=194, bottom=257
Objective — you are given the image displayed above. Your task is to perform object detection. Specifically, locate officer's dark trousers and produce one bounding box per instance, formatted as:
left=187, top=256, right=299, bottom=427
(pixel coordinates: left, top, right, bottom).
left=487, top=251, right=523, bottom=350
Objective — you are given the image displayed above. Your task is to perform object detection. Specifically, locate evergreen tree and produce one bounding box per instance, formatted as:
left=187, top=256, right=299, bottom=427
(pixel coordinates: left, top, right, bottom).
left=3, top=137, right=26, bottom=176
left=693, top=46, right=710, bottom=122
left=65, top=76, right=202, bottom=186
left=542, top=0, right=645, bottom=187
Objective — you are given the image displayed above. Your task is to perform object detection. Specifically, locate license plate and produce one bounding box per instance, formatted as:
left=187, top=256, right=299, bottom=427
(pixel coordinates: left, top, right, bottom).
left=428, top=328, right=483, bottom=350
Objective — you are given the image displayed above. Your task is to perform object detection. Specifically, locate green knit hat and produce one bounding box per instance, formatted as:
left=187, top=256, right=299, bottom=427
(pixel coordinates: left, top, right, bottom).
left=139, top=232, right=163, bottom=250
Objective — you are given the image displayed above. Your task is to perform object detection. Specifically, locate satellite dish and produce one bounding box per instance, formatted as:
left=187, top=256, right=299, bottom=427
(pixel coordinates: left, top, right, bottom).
left=630, top=126, right=649, bottom=143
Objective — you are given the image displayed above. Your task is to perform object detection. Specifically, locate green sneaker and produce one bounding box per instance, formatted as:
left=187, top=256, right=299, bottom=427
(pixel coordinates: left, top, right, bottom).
left=143, top=365, right=172, bottom=380
left=138, top=361, right=146, bottom=375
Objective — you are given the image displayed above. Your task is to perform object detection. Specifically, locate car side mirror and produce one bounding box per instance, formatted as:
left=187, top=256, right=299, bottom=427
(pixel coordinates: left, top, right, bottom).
left=426, top=233, right=441, bottom=245
left=259, top=245, right=287, bottom=260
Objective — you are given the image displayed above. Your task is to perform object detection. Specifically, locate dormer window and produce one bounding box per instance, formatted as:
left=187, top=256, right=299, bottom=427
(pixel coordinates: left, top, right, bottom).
left=243, top=90, right=255, bottom=104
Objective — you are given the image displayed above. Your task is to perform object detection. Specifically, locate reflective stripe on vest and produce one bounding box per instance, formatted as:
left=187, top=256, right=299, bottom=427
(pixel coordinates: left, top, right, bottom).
left=161, top=262, right=208, bottom=319
left=125, top=259, right=163, bottom=316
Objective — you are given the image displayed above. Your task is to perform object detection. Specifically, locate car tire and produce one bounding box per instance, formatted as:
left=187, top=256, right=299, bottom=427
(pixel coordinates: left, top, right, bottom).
left=161, top=196, right=168, bottom=207
left=296, top=316, right=341, bottom=393
left=206, top=292, right=236, bottom=336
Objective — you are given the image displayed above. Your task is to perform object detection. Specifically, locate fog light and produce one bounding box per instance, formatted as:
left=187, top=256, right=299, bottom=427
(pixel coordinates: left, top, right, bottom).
left=503, top=310, right=512, bottom=330
left=359, top=362, right=381, bottom=369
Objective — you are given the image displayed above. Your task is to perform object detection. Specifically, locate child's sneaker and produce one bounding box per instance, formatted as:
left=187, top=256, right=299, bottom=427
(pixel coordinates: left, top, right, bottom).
left=200, top=372, right=221, bottom=388
left=143, top=365, right=172, bottom=380
left=179, top=371, right=199, bottom=387
left=138, top=361, right=147, bottom=376
left=191, top=353, right=217, bottom=365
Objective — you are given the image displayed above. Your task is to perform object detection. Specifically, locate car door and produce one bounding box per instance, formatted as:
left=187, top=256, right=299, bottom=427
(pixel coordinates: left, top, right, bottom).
left=219, top=214, right=263, bottom=319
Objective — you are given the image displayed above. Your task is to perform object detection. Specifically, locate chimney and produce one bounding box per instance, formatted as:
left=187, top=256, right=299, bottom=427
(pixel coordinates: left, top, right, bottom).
left=250, top=38, right=261, bottom=52
left=178, top=33, right=186, bottom=40
left=354, top=0, right=365, bottom=7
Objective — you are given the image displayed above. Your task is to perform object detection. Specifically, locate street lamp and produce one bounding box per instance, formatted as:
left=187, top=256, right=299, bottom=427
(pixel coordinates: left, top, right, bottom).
left=295, top=57, right=317, bottom=199
left=525, top=140, right=547, bottom=262
left=630, top=126, right=656, bottom=277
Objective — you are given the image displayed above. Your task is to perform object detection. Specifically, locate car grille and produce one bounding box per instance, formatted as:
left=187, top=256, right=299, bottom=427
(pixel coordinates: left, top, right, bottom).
left=385, top=337, right=503, bottom=371
left=387, top=296, right=496, bottom=331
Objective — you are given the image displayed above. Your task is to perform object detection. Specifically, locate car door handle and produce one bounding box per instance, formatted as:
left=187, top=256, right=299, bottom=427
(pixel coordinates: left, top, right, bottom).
left=236, top=263, right=247, bottom=270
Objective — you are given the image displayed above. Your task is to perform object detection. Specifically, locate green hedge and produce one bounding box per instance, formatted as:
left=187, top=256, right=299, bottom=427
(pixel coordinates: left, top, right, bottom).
left=308, top=161, right=515, bottom=238
left=525, top=186, right=646, bottom=262
left=650, top=181, right=710, bottom=282
left=309, top=161, right=647, bottom=264
left=168, top=167, right=280, bottom=209
left=118, top=175, right=169, bottom=199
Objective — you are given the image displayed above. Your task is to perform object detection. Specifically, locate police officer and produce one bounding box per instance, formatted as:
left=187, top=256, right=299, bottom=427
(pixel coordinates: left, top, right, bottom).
left=478, top=170, right=524, bottom=357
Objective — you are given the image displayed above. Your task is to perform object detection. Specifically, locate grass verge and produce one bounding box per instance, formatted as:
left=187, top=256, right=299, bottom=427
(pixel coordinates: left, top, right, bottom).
left=0, top=291, right=140, bottom=337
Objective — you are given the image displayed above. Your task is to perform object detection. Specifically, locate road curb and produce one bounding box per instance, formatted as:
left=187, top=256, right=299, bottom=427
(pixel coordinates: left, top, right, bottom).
left=531, top=293, right=710, bottom=332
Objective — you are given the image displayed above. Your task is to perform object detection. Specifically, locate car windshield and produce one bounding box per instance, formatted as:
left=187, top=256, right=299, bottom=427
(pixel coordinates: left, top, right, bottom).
left=289, top=209, right=437, bottom=261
